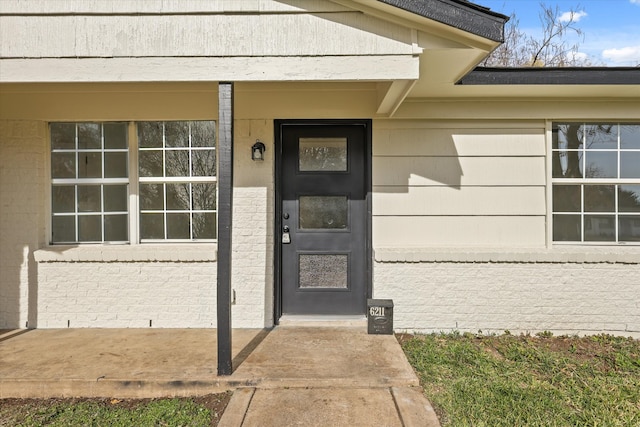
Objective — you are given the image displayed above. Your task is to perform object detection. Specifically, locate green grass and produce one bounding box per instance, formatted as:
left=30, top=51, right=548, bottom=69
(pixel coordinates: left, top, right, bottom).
left=400, top=332, right=640, bottom=427
left=0, top=394, right=230, bottom=427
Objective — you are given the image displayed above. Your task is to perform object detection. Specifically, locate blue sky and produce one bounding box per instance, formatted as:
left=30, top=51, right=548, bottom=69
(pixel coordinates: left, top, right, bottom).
left=477, top=0, right=640, bottom=66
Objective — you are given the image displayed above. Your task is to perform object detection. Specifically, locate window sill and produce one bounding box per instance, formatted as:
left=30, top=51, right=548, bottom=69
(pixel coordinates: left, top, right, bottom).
left=374, top=247, right=639, bottom=264
left=34, top=244, right=217, bottom=263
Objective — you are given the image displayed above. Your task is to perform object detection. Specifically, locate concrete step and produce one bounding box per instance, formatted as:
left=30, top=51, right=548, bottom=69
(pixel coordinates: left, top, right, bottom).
left=277, top=315, right=367, bottom=328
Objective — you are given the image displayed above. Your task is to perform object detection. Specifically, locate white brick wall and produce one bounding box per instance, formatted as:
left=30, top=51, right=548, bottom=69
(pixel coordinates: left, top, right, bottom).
left=374, top=260, right=640, bottom=337
left=231, top=119, right=274, bottom=328
left=36, top=261, right=216, bottom=328
left=0, top=120, right=45, bottom=328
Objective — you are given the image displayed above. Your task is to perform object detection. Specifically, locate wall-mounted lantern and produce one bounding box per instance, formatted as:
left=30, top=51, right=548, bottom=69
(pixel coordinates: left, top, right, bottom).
left=251, top=140, right=266, bottom=161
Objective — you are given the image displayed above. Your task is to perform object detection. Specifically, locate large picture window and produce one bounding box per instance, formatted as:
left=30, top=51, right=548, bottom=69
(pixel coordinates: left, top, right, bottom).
left=50, top=121, right=216, bottom=244
left=552, top=122, right=640, bottom=243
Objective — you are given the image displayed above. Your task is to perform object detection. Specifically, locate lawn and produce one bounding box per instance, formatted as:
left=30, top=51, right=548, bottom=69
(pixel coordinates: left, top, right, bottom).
left=0, top=392, right=231, bottom=427
left=399, top=332, right=640, bottom=427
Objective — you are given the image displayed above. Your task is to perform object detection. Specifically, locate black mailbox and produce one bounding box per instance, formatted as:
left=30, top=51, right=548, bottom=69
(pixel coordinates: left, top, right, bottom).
left=367, top=299, right=393, bottom=335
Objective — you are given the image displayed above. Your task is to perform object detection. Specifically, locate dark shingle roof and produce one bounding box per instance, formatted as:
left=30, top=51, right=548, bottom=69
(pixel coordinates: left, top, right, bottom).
left=377, top=0, right=509, bottom=42
left=458, top=67, right=640, bottom=85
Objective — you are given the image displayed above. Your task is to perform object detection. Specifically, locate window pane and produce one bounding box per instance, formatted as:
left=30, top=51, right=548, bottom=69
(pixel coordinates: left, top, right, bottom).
left=552, top=150, right=583, bottom=179
left=140, top=213, right=164, bottom=239
left=553, top=214, right=581, bottom=241
left=51, top=152, right=76, bottom=178
left=299, top=138, right=347, bottom=171
left=554, top=123, right=584, bottom=151
left=619, top=216, right=640, bottom=242
left=584, top=185, right=615, bottom=212
left=78, top=152, right=102, bottom=178
left=299, top=196, right=348, bottom=229
left=104, top=152, right=127, bottom=178
left=192, top=183, right=216, bottom=210
left=299, top=254, right=348, bottom=289
left=138, top=122, right=163, bottom=148
left=584, top=124, right=617, bottom=150
left=620, top=152, right=640, bottom=178
left=191, top=121, right=216, bottom=147
left=167, top=183, right=190, bottom=210
left=140, top=184, right=164, bottom=210
left=78, top=215, right=101, bottom=241
left=192, top=149, right=216, bottom=176
left=104, top=185, right=127, bottom=212
left=105, top=214, right=128, bottom=241
left=139, top=150, right=163, bottom=177
left=585, top=151, right=617, bottom=178
left=619, top=185, right=640, bottom=212
left=52, top=216, right=75, bottom=242
left=193, top=212, right=216, bottom=239
left=165, top=122, right=189, bottom=148
left=51, top=123, right=76, bottom=149
left=52, top=185, right=75, bottom=213
left=104, top=122, right=127, bottom=149
left=621, top=124, right=640, bottom=149
left=167, top=213, right=190, bottom=239
left=165, top=150, right=189, bottom=177
left=77, top=185, right=101, bottom=212
left=552, top=185, right=580, bottom=212
left=584, top=215, right=615, bottom=241
left=78, top=123, right=101, bottom=149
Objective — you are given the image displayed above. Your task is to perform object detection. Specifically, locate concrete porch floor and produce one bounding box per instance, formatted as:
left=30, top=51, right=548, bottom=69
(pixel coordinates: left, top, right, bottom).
left=0, top=327, right=439, bottom=426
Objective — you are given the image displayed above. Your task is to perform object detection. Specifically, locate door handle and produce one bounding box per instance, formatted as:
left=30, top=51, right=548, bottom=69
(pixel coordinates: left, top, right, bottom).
left=282, top=226, right=291, bottom=244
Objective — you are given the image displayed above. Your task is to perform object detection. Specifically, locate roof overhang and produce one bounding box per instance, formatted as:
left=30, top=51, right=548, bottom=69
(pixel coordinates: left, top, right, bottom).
left=376, top=0, right=508, bottom=42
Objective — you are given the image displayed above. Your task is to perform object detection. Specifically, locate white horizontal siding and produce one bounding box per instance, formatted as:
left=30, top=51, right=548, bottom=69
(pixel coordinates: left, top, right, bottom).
left=0, top=0, right=350, bottom=14
left=373, top=216, right=546, bottom=247
left=1, top=13, right=413, bottom=58
left=372, top=120, right=547, bottom=248
left=373, top=157, right=545, bottom=186
left=374, top=127, right=545, bottom=156
left=373, top=186, right=545, bottom=216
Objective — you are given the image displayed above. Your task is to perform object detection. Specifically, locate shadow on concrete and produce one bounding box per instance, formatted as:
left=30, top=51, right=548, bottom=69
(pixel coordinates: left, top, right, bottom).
left=232, top=328, right=272, bottom=372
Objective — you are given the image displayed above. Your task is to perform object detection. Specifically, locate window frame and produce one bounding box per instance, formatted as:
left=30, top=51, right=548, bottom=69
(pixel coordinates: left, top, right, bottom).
left=550, top=121, right=640, bottom=245
left=48, top=120, right=217, bottom=245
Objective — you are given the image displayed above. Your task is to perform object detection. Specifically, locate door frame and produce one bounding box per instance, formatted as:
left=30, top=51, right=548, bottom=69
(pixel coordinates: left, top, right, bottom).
left=273, top=119, right=373, bottom=324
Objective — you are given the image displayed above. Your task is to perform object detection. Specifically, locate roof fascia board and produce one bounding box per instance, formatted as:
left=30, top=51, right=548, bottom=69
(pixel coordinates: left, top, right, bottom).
left=331, top=0, right=501, bottom=51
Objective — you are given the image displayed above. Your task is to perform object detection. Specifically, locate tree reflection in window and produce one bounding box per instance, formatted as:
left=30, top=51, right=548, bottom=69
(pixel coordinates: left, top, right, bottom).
left=552, top=122, right=640, bottom=243
left=138, top=121, right=217, bottom=241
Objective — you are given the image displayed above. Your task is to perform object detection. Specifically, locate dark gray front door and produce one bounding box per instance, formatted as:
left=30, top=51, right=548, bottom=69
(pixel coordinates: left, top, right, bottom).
left=277, top=121, right=370, bottom=315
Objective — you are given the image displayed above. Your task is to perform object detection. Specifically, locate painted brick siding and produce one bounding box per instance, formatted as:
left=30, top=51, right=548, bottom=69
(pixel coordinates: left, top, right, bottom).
left=374, top=261, right=640, bottom=337
left=231, top=119, right=275, bottom=328
left=36, top=262, right=216, bottom=328
left=0, top=120, right=45, bottom=328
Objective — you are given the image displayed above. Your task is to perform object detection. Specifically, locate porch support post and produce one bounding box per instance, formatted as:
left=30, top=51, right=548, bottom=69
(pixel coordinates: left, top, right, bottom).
left=217, top=82, right=234, bottom=376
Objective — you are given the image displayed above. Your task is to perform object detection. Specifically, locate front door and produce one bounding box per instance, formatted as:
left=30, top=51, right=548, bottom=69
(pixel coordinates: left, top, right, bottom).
left=276, top=120, right=371, bottom=316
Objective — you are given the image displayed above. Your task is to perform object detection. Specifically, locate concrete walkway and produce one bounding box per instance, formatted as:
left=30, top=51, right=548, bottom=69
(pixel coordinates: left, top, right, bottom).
left=0, top=327, right=440, bottom=426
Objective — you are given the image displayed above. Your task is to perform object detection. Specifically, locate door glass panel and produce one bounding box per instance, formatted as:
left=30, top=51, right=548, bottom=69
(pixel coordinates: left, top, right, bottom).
left=299, top=254, right=348, bottom=289
left=299, top=196, right=348, bottom=229
left=299, top=138, right=347, bottom=171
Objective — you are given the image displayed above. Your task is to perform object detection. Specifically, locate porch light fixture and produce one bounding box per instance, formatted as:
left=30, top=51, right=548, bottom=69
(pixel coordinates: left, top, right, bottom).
left=251, top=140, right=266, bottom=161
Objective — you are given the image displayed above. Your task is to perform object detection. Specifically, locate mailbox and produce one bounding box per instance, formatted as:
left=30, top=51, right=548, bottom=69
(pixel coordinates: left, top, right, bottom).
left=367, top=299, right=394, bottom=335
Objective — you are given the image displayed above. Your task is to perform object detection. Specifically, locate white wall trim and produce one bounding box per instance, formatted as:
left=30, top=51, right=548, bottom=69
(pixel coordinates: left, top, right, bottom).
left=34, top=244, right=217, bottom=263
left=374, top=247, right=640, bottom=264
left=0, top=56, right=419, bottom=83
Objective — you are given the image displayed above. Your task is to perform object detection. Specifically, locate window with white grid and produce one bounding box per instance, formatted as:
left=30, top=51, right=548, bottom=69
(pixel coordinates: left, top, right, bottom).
left=50, top=121, right=216, bottom=244
left=552, top=123, right=640, bottom=243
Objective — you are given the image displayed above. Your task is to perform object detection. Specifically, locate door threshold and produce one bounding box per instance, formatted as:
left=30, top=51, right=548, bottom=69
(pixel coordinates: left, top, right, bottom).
left=278, top=315, right=367, bottom=328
